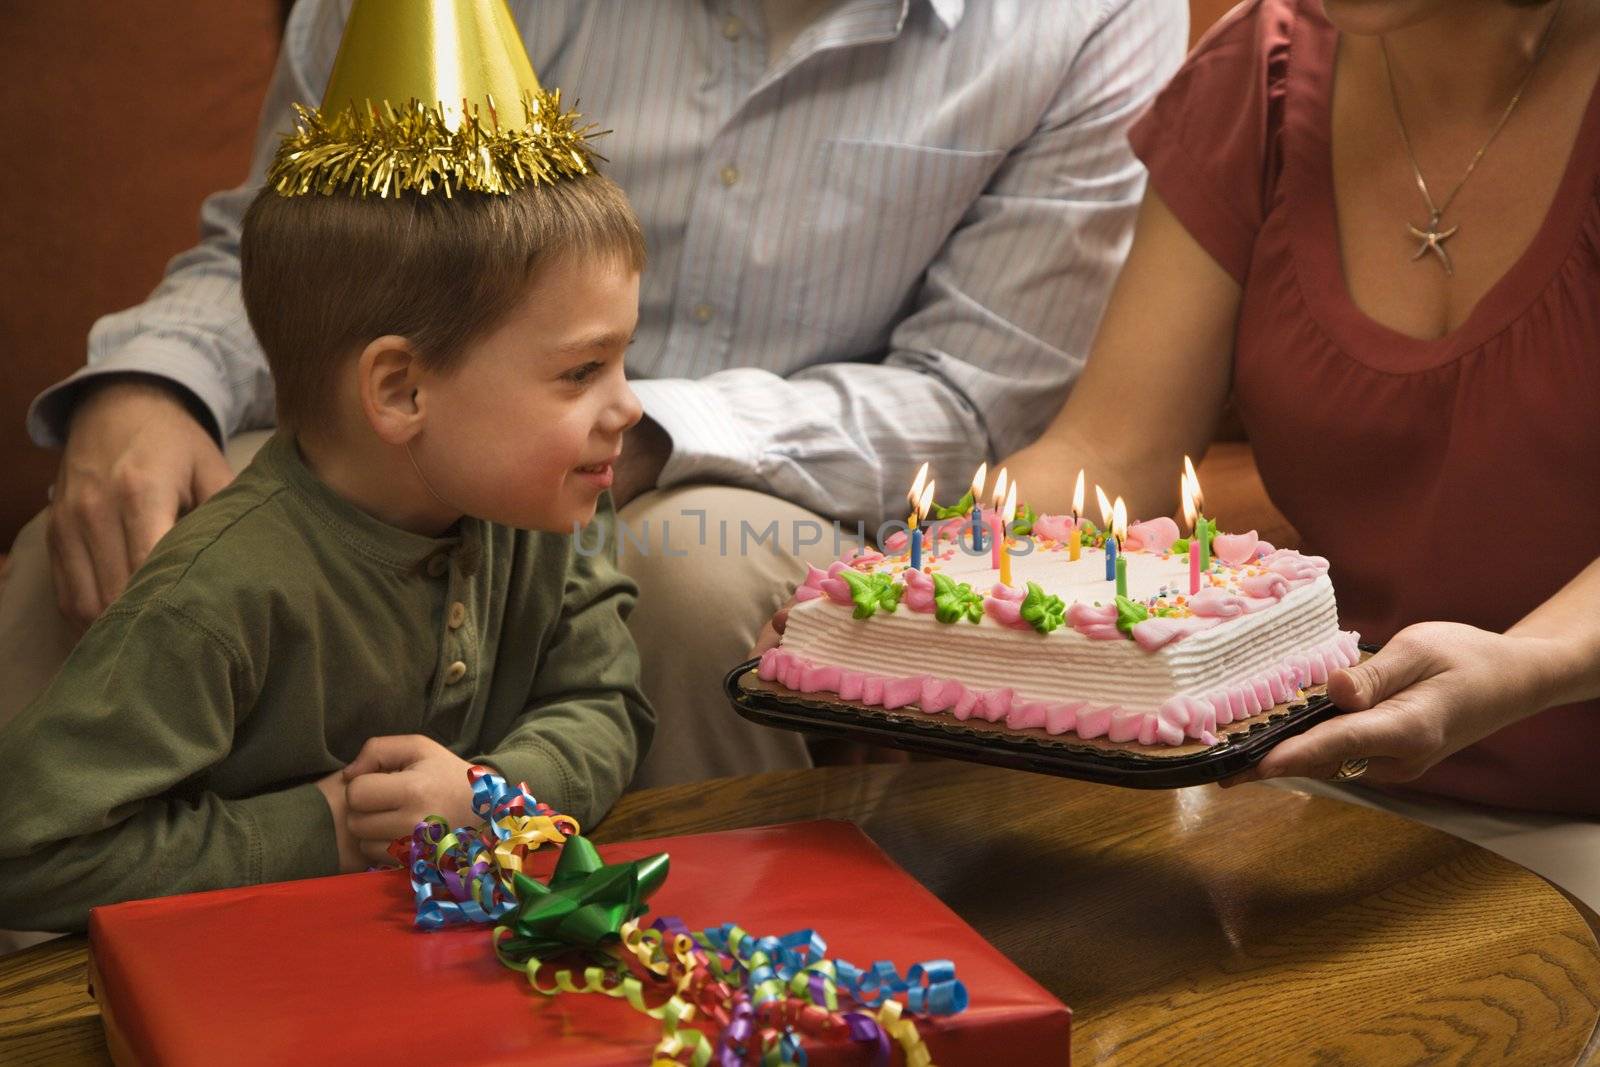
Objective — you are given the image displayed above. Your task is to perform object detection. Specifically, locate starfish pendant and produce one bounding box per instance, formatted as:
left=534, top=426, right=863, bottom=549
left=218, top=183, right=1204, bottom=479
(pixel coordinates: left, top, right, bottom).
left=1407, top=211, right=1459, bottom=275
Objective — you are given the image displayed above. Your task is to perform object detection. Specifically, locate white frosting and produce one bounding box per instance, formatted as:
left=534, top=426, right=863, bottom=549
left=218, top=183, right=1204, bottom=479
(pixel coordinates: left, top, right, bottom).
left=779, top=539, right=1348, bottom=719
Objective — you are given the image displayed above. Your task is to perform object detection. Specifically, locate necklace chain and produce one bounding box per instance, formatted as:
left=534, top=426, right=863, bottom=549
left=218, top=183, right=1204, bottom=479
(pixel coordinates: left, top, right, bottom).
left=1380, top=0, right=1565, bottom=270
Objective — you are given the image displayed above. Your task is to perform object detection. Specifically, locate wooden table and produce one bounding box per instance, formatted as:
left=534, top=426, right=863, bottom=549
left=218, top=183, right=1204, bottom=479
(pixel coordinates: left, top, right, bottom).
left=3, top=763, right=1598, bottom=1065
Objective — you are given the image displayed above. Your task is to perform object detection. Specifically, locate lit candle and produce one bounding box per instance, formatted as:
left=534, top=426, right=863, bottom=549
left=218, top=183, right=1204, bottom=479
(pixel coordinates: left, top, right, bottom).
left=1182, top=472, right=1200, bottom=595
left=999, top=480, right=1018, bottom=587
left=1184, top=454, right=1210, bottom=573
left=905, top=463, right=929, bottom=568
left=1065, top=469, right=1084, bottom=561
left=1112, top=496, right=1128, bottom=596
left=905, top=463, right=929, bottom=531
left=969, top=462, right=987, bottom=552
left=910, top=481, right=935, bottom=571
left=989, top=468, right=1009, bottom=571
left=1095, top=484, right=1115, bottom=581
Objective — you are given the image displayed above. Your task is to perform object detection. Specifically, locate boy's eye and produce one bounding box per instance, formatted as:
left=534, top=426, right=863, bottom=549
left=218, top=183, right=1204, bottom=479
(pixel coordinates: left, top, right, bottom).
left=563, top=361, right=603, bottom=384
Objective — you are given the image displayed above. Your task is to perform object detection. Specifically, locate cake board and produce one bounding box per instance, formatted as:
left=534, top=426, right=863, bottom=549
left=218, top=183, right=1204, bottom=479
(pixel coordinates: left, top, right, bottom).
left=724, top=648, right=1376, bottom=789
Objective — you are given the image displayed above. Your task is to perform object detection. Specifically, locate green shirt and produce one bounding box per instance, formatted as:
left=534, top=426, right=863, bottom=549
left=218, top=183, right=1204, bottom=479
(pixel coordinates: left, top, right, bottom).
left=0, top=433, right=652, bottom=931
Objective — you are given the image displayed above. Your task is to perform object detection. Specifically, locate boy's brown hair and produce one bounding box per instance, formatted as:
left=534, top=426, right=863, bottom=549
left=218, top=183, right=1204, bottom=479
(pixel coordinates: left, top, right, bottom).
left=240, top=174, right=645, bottom=431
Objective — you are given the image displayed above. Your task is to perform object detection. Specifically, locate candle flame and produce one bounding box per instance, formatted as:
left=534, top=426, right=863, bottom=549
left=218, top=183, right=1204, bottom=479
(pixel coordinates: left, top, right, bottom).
left=1181, top=473, right=1197, bottom=531
left=906, top=461, right=929, bottom=510
left=915, top=480, right=936, bottom=523
left=1071, top=469, right=1085, bottom=518
left=970, top=462, right=987, bottom=500
left=1094, top=484, right=1113, bottom=527
left=990, top=467, right=1010, bottom=511
left=1183, top=455, right=1205, bottom=515
left=1002, top=480, right=1018, bottom=525
left=1112, top=496, right=1127, bottom=542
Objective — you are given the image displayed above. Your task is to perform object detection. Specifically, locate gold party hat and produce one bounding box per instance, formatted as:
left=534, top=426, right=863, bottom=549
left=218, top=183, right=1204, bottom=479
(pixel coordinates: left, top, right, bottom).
left=267, top=0, right=603, bottom=198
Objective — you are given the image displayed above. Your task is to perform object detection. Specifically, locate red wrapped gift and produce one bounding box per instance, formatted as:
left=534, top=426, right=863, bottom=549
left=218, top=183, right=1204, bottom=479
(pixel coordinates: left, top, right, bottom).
left=88, top=820, right=1069, bottom=1065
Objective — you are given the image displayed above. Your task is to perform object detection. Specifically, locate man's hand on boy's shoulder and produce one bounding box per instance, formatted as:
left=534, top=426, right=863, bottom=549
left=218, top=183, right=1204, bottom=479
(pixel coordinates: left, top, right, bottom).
left=51, top=376, right=234, bottom=626
left=341, top=735, right=478, bottom=866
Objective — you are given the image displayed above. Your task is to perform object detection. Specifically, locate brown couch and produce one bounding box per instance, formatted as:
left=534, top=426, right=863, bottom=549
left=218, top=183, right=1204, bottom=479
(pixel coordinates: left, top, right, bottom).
left=0, top=2, right=286, bottom=551
left=0, top=0, right=1292, bottom=562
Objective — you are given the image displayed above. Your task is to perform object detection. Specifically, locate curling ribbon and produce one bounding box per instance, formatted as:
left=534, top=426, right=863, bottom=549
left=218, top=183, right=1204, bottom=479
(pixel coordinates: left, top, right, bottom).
left=410, top=768, right=966, bottom=1064
left=404, top=765, right=577, bottom=928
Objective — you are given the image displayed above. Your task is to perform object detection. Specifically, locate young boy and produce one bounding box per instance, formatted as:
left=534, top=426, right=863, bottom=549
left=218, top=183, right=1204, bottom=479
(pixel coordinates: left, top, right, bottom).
left=0, top=9, right=652, bottom=932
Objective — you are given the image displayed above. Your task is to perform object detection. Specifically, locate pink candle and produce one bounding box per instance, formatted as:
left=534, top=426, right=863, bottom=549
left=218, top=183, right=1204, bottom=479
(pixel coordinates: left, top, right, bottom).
left=1188, top=540, right=1201, bottom=596
left=990, top=515, right=1003, bottom=570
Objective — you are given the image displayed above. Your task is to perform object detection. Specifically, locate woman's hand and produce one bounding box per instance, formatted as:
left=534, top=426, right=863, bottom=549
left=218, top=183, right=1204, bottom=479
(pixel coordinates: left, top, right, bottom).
left=1223, top=622, right=1563, bottom=786
left=748, top=603, right=792, bottom=660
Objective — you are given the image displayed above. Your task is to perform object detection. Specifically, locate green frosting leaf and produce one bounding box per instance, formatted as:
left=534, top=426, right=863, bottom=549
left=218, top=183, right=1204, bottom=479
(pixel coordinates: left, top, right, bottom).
left=931, top=489, right=976, bottom=520
left=1114, top=595, right=1149, bottom=636
left=932, top=572, right=985, bottom=624
left=1009, top=503, right=1039, bottom=538
left=1171, top=537, right=1190, bottom=553
left=1019, top=581, right=1066, bottom=635
left=840, top=569, right=903, bottom=620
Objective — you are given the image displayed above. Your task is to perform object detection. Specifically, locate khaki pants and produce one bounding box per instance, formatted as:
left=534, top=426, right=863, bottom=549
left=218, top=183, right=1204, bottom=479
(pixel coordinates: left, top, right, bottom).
left=616, top=483, right=862, bottom=789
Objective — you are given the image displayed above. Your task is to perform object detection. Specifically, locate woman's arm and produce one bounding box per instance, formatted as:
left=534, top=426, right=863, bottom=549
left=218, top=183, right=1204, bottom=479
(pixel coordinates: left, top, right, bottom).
left=1230, top=556, right=1600, bottom=785
left=1002, top=187, right=1241, bottom=521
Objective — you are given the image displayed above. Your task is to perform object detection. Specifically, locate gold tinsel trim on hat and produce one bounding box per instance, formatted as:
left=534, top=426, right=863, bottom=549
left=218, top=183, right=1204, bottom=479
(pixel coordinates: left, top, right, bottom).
left=267, top=89, right=605, bottom=198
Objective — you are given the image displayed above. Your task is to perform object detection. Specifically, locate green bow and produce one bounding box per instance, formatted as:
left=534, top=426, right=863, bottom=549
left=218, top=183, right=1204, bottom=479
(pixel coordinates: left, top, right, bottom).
left=495, top=836, right=670, bottom=963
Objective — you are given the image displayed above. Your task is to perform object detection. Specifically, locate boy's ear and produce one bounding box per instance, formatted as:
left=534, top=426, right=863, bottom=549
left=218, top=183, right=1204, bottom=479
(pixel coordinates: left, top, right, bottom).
left=358, top=335, right=425, bottom=444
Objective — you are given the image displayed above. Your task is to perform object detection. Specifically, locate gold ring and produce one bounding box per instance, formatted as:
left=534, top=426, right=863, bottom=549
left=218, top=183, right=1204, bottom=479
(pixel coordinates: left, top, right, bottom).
left=1333, top=757, right=1370, bottom=782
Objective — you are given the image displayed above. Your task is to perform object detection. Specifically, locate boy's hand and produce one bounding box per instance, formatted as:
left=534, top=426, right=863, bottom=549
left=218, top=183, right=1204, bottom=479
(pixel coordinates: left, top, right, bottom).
left=342, top=735, right=478, bottom=866
left=314, top=769, right=369, bottom=874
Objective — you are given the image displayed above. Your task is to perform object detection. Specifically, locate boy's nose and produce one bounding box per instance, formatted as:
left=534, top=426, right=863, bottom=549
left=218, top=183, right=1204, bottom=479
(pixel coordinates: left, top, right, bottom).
left=609, top=380, right=644, bottom=433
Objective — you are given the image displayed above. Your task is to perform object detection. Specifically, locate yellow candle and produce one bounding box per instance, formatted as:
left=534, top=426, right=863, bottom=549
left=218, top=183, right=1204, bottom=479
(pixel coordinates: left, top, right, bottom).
left=1069, top=526, right=1081, bottom=561
left=999, top=480, right=1018, bottom=586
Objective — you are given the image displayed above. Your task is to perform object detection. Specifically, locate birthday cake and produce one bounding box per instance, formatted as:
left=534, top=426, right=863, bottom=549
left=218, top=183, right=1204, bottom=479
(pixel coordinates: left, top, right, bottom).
left=758, top=504, right=1361, bottom=750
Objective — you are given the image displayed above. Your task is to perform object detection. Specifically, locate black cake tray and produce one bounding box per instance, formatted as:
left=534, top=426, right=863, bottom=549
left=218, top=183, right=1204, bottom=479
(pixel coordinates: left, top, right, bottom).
left=724, top=646, right=1376, bottom=790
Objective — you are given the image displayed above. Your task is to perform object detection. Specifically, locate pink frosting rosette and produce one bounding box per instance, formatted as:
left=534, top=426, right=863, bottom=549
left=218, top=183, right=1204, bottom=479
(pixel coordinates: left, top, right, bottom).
left=982, top=583, right=1033, bottom=631
left=900, top=566, right=937, bottom=613
left=1122, top=516, right=1179, bottom=553
left=792, top=561, right=857, bottom=607
left=1031, top=513, right=1081, bottom=542
left=1263, top=550, right=1329, bottom=586
left=882, top=518, right=963, bottom=554
left=1188, top=587, right=1258, bottom=618
left=1066, top=601, right=1121, bottom=640
left=1210, top=530, right=1260, bottom=567
left=843, top=546, right=886, bottom=570
left=1130, top=615, right=1219, bottom=651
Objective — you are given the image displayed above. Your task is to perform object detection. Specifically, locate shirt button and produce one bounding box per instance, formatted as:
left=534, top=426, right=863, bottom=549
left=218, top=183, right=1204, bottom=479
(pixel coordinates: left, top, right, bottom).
left=447, top=601, right=466, bottom=629
left=722, top=16, right=742, bottom=40
left=692, top=303, right=715, bottom=324
left=426, top=554, right=449, bottom=578
left=719, top=164, right=741, bottom=187
left=444, top=660, right=468, bottom=685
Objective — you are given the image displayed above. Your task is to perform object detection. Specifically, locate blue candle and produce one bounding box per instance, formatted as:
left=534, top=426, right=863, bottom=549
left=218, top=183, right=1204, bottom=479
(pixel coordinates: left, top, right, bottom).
left=910, top=526, right=923, bottom=571
left=970, top=504, right=984, bottom=551
left=1105, top=533, right=1117, bottom=582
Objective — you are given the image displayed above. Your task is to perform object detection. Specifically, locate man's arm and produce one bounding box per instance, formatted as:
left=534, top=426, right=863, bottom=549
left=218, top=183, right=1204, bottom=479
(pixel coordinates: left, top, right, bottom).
left=627, top=0, right=1188, bottom=526
left=28, top=1, right=349, bottom=446
left=28, top=0, right=350, bottom=622
left=473, top=506, right=655, bottom=829
left=0, top=599, right=338, bottom=932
